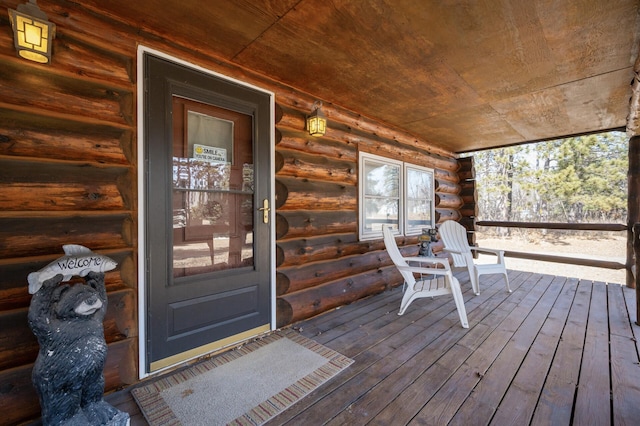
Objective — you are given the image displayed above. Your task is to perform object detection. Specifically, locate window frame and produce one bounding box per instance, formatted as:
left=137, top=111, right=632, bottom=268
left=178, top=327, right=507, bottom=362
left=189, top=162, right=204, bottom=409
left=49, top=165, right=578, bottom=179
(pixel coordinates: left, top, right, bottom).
left=358, top=152, right=435, bottom=240
left=404, top=163, right=436, bottom=236
left=358, top=152, right=404, bottom=240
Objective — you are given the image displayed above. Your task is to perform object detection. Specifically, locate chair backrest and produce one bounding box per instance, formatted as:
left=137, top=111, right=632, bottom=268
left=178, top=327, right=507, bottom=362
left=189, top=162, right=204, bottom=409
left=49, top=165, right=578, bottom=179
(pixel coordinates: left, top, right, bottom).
left=382, top=226, right=416, bottom=286
left=382, top=226, right=408, bottom=267
left=439, top=220, right=471, bottom=267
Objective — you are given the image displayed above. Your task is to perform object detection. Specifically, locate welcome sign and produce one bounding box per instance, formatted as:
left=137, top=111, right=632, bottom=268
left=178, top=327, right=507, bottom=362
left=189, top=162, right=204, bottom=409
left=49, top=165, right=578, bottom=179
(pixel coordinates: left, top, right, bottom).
left=27, top=245, right=118, bottom=294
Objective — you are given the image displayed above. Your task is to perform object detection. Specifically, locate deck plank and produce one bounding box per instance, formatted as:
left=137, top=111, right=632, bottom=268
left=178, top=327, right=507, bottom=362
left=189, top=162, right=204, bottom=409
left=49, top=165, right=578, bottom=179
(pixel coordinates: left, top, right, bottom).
left=608, top=284, right=640, bottom=424
left=105, top=271, right=640, bottom=426
left=488, top=277, right=578, bottom=425
left=622, top=284, right=638, bottom=330
left=282, top=272, right=524, bottom=424
left=267, top=272, right=490, bottom=425
left=573, top=281, right=611, bottom=425
left=609, top=283, right=635, bottom=339
left=441, top=274, right=563, bottom=425
left=297, top=289, right=399, bottom=342
left=530, top=279, right=592, bottom=425
left=351, top=272, right=541, bottom=426
left=622, top=284, right=640, bottom=357
left=278, top=272, right=512, bottom=424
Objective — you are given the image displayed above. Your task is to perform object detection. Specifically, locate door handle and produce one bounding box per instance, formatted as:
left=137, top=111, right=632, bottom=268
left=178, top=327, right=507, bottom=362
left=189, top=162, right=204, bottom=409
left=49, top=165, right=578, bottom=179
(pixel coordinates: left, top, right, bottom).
left=257, top=199, right=270, bottom=224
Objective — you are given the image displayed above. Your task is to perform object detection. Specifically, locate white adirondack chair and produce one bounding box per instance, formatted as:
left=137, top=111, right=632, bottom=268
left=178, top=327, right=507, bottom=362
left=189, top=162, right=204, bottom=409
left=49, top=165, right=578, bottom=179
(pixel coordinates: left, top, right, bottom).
left=383, top=226, right=469, bottom=328
left=439, top=220, right=511, bottom=296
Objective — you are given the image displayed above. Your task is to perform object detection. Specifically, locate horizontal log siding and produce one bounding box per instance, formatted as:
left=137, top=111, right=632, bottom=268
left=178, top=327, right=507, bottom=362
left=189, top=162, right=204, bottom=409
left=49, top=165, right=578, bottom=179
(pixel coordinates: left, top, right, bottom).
left=275, top=102, right=461, bottom=326
left=457, top=156, right=477, bottom=246
left=0, top=3, right=136, bottom=423
left=0, top=1, right=460, bottom=423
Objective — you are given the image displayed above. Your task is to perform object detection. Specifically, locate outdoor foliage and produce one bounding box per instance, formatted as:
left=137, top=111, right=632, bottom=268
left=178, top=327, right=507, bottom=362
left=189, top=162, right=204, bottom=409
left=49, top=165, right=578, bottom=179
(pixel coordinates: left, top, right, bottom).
left=472, top=132, right=628, bottom=225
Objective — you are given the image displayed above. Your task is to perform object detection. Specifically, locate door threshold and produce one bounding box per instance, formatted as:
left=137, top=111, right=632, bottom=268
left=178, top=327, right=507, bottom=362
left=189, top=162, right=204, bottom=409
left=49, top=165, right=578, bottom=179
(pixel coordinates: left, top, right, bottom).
left=149, top=324, right=271, bottom=373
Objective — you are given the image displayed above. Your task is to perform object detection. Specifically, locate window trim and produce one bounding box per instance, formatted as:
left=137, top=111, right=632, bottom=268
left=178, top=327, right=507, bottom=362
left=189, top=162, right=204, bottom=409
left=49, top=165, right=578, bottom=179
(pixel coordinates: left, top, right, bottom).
left=358, top=152, right=435, bottom=240
left=359, top=152, right=404, bottom=240
left=404, top=162, right=436, bottom=236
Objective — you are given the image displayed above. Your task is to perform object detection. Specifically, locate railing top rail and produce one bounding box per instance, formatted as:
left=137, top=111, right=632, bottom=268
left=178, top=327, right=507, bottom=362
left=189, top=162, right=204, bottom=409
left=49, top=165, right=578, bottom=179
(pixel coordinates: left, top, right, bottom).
left=476, top=221, right=627, bottom=232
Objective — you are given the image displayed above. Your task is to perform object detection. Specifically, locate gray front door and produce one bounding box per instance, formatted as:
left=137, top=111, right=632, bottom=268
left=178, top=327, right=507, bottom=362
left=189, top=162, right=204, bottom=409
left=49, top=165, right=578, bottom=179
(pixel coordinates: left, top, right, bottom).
left=143, top=54, right=271, bottom=371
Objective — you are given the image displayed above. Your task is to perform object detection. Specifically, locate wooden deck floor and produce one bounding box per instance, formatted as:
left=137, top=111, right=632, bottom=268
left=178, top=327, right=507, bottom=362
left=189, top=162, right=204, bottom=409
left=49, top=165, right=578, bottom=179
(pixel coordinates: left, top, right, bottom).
left=109, top=270, right=640, bottom=425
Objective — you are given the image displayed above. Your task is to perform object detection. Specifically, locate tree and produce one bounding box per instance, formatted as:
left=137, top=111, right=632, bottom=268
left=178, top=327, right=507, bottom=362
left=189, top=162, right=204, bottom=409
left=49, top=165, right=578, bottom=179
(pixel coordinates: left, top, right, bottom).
left=472, top=131, right=628, bottom=226
left=475, top=146, right=530, bottom=223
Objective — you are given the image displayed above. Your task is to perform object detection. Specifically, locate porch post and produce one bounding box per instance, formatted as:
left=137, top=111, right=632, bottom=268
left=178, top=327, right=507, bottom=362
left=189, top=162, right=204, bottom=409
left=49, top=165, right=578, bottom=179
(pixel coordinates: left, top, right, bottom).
left=627, top=54, right=640, bottom=322
left=629, top=136, right=640, bottom=325
left=634, top=224, right=640, bottom=325
left=628, top=136, right=640, bottom=290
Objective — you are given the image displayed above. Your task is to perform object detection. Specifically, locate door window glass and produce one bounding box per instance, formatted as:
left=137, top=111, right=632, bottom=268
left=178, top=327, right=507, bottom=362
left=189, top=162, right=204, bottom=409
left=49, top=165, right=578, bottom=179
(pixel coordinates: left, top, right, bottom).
left=172, top=98, right=254, bottom=278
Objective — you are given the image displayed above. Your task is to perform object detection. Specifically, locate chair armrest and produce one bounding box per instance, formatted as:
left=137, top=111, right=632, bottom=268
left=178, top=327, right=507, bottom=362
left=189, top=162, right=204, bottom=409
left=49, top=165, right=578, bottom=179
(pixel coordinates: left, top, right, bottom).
left=403, top=256, right=451, bottom=269
left=443, top=248, right=464, bottom=255
left=469, top=246, right=504, bottom=256
left=398, top=265, right=453, bottom=276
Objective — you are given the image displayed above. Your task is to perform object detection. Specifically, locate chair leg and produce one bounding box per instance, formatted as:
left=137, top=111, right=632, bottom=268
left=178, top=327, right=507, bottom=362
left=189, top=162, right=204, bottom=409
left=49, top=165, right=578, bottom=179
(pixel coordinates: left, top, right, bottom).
left=469, top=265, right=480, bottom=295
left=450, top=279, right=469, bottom=328
left=503, top=271, right=512, bottom=293
left=398, top=288, right=417, bottom=315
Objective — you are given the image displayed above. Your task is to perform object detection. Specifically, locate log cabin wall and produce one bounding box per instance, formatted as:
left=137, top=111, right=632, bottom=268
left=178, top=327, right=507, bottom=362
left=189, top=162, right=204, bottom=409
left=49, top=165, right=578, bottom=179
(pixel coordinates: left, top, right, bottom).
left=274, top=101, right=462, bottom=325
left=0, top=1, right=462, bottom=423
left=0, top=1, right=139, bottom=423
left=457, top=156, right=478, bottom=247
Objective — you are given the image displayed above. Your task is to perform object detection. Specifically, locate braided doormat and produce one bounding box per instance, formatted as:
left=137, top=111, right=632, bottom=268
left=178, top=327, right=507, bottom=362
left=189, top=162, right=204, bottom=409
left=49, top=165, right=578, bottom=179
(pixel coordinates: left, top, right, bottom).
left=132, top=329, right=353, bottom=425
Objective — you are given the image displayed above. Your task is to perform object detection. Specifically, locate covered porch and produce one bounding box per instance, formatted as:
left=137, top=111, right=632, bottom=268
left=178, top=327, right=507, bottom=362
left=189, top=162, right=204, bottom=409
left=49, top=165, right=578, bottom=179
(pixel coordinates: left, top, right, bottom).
left=2, top=1, right=639, bottom=424
left=111, top=269, right=640, bottom=425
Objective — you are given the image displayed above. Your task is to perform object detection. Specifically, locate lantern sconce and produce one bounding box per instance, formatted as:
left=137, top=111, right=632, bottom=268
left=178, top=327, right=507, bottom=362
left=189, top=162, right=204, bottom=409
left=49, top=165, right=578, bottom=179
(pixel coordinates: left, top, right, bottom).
left=8, top=0, right=56, bottom=64
left=306, top=101, right=327, bottom=137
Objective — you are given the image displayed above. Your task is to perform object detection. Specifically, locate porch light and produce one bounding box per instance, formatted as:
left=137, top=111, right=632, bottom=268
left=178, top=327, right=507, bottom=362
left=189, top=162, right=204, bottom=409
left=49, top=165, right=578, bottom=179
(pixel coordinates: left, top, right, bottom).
left=306, top=101, right=327, bottom=137
left=8, top=0, right=56, bottom=64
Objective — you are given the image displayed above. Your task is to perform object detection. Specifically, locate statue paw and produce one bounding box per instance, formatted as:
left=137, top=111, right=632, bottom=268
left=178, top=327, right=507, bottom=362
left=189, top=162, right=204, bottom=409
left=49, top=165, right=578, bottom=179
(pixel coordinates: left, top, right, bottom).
left=83, top=400, right=129, bottom=425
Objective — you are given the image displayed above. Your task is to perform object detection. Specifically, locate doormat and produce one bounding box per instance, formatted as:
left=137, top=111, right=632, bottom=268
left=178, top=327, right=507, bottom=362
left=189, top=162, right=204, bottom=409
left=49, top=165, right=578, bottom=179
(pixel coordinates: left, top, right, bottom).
left=131, top=329, right=353, bottom=426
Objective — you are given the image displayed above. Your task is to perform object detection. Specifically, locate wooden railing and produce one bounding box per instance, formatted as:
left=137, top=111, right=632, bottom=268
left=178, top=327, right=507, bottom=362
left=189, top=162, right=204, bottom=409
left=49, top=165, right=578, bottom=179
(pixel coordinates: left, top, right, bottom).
left=479, top=220, right=640, bottom=326
left=476, top=221, right=627, bottom=232
left=475, top=220, right=628, bottom=274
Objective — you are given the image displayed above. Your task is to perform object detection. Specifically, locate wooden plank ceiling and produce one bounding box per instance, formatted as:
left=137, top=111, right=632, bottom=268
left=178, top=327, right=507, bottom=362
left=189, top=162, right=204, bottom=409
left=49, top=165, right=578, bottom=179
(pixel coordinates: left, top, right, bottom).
left=82, top=0, right=640, bottom=152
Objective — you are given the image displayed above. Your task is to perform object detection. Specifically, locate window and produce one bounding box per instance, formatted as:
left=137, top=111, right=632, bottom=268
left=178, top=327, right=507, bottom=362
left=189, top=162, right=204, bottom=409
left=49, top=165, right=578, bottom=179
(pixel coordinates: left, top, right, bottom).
left=359, top=152, right=435, bottom=240
left=404, top=164, right=435, bottom=235
left=359, top=153, right=403, bottom=240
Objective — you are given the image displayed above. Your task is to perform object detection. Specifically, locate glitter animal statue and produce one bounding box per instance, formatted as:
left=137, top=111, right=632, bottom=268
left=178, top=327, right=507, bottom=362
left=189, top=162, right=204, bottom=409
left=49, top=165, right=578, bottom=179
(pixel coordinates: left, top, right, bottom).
left=28, top=269, right=129, bottom=425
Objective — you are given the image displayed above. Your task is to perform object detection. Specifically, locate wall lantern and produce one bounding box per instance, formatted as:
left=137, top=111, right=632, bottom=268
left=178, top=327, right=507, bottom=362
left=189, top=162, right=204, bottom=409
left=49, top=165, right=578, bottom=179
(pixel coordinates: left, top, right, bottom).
left=306, top=101, right=327, bottom=137
left=8, top=0, right=56, bottom=64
